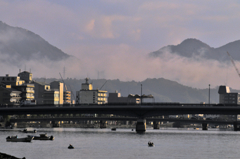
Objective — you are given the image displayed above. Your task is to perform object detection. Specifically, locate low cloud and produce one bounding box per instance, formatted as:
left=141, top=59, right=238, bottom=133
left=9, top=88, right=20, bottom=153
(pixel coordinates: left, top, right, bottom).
left=2, top=44, right=240, bottom=90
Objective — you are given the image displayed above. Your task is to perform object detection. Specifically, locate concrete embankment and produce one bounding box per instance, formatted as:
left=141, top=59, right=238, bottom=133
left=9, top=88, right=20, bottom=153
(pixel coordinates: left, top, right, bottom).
left=0, top=152, right=25, bottom=159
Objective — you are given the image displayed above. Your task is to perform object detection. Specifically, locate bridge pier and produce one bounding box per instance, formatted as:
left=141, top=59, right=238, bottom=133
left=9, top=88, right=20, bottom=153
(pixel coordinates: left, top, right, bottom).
left=51, top=121, right=60, bottom=127
left=2, top=115, right=12, bottom=128
left=153, top=121, right=160, bottom=129
left=136, top=119, right=146, bottom=133
left=202, top=123, right=208, bottom=130
left=100, top=120, right=107, bottom=128
left=233, top=122, right=240, bottom=131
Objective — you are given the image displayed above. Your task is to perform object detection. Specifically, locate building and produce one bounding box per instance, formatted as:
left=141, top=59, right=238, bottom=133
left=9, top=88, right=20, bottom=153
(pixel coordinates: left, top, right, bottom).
left=108, top=91, right=141, bottom=104
left=18, top=71, right=63, bottom=105
left=18, top=71, right=32, bottom=83
left=0, top=71, right=67, bottom=106
left=31, top=81, right=50, bottom=104
left=76, top=78, right=107, bottom=104
left=0, top=74, right=25, bottom=86
left=44, top=90, right=60, bottom=105
left=218, top=85, right=240, bottom=105
left=13, top=83, right=35, bottom=105
left=0, top=73, right=35, bottom=105
left=64, top=91, right=71, bottom=104
left=50, top=81, right=64, bottom=104
left=0, top=84, right=21, bottom=105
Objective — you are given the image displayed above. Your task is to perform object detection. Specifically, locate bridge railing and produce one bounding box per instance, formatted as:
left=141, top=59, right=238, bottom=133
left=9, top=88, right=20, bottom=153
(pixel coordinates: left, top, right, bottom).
left=0, top=103, right=239, bottom=108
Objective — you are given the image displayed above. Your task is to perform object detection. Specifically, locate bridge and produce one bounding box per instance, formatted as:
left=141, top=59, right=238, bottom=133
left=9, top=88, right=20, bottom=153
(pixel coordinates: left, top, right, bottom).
left=1, top=103, right=240, bottom=133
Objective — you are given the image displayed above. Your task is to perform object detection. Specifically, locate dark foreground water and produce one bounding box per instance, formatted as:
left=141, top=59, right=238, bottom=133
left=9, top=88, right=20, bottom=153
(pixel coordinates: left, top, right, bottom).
left=0, top=128, right=240, bottom=159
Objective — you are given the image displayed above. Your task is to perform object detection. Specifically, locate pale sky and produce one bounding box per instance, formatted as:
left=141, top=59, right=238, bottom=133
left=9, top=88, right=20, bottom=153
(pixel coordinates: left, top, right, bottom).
left=1, top=0, right=240, bottom=89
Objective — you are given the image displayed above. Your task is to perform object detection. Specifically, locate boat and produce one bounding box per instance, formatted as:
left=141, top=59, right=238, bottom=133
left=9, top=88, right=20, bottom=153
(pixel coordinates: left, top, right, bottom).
left=148, top=141, right=154, bottom=147
left=6, top=135, right=34, bottom=142
left=68, top=144, right=74, bottom=149
left=28, top=133, right=54, bottom=140
left=111, top=128, right=116, bottom=131
left=22, top=128, right=37, bottom=133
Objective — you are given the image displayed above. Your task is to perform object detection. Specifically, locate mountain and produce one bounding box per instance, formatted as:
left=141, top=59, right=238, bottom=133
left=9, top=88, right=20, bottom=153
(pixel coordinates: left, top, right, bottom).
left=150, top=38, right=240, bottom=62
left=34, top=77, right=221, bottom=103
left=0, top=21, right=70, bottom=64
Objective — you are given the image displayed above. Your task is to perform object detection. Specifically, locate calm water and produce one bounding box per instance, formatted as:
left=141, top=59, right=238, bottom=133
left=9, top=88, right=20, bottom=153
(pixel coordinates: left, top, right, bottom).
left=0, top=128, right=240, bottom=159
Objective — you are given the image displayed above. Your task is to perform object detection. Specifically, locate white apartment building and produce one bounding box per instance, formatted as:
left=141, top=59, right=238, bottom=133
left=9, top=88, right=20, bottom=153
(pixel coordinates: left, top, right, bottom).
left=76, top=78, right=107, bottom=104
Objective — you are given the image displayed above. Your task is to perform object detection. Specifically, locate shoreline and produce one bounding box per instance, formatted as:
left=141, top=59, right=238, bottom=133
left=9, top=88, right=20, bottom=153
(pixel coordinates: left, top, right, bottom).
left=0, top=152, right=25, bottom=159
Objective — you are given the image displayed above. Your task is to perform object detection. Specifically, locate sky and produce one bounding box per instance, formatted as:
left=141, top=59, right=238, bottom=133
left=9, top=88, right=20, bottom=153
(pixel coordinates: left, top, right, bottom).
left=0, top=0, right=240, bottom=89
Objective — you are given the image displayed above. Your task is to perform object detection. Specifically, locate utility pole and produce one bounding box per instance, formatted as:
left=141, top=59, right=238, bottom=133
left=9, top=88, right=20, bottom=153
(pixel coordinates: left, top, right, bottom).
left=141, top=84, right=142, bottom=105
left=209, top=84, right=210, bottom=106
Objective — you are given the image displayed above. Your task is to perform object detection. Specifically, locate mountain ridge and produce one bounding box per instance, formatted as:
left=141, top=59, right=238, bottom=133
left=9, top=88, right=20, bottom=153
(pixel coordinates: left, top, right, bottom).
left=34, top=77, right=225, bottom=103
left=150, top=38, right=240, bottom=62
left=0, top=21, right=70, bottom=63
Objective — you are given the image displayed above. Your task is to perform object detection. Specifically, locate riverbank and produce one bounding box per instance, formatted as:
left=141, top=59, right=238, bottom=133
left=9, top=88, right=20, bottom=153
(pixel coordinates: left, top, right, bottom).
left=0, top=152, right=25, bottom=159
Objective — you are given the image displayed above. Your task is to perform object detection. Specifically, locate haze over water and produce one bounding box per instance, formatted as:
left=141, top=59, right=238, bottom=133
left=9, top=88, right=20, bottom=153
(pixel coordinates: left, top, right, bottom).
left=1, top=128, right=240, bottom=159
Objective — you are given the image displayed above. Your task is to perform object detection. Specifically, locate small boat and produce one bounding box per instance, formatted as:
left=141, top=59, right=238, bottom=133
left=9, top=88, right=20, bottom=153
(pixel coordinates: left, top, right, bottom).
left=68, top=144, right=74, bottom=149
left=148, top=141, right=154, bottom=147
left=22, top=128, right=37, bottom=133
left=111, top=128, right=116, bottom=131
left=6, top=135, right=34, bottom=142
left=28, top=133, right=54, bottom=140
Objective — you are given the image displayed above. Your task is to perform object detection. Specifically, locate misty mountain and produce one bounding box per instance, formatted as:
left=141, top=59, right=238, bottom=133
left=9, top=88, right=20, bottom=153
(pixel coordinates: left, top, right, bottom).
left=0, top=21, right=70, bottom=64
left=150, top=38, right=240, bottom=62
left=34, top=77, right=223, bottom=103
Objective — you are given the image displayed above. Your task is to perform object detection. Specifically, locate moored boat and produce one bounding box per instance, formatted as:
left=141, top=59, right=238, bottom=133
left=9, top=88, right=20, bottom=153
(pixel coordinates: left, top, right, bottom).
left=6, top=135, right=34, bottom=142
left=22, top=128, right=37, bottom=133
left=28, top=133, right=54, bottom=140
left=111, top=128, right=116, bottom=131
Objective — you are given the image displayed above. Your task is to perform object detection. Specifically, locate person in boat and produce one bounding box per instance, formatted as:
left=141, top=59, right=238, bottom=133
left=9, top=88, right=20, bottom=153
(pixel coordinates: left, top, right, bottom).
left=148, top=141, right=154, bottom=146
left=68, top=144, right=74, bottom=149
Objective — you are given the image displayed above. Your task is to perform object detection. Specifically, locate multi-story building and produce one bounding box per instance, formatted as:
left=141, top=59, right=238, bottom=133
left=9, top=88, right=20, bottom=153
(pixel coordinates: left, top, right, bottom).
left=44, top=90, right=60, bottom=105
left=64, top=91, right=71, bottom=104
left=76, top=78, right=107, bottom=104
left=50, top=81, right=64, bottom=104
left=13, top=83, right=35, bottom=105
left=18, top=71, right=63, bottom=105
left=0, top=84, right=21, bottom=105
left=108, top=91, right=141, bottom=104
left=218, top=85, right=240, bottom=105
left=0, top=73, right=35, bottom=105
left=18, top=71, right=32, bottom=83
left=0, top=71, right=66, bottom=106
left=0, top=74, right=25, bottom=86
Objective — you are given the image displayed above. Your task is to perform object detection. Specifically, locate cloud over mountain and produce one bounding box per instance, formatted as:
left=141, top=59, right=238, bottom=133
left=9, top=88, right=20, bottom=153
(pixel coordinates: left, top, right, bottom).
left=150, top=38, right=240, bottom=62
left=0, top=21, right=70, bottom=62
left=1, top=21, right=240, bottom=90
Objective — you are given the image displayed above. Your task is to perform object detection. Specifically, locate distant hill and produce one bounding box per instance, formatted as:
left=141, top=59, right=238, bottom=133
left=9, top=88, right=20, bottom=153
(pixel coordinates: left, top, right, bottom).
left=34, top=77, right=224, bottom=103
left=0, top=21, right=70, bottom=65
left=150, top=38, right=240, bottom=62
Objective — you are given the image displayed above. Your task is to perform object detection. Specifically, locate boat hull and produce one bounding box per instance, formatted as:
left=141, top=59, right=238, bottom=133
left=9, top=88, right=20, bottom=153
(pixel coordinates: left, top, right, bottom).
left=28, top=134, right=54, bottom=140
left=6, top=136, right=33, bottom=142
